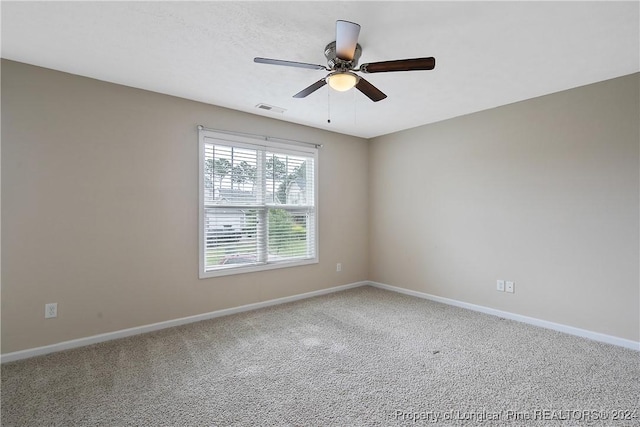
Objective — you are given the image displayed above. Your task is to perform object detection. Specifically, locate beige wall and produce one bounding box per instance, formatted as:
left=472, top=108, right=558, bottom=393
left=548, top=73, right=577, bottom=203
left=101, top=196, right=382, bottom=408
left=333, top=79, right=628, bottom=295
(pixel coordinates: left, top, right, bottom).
left=369, top=73, right=640, bottom=341
left=2, top=60, right=638, bottom=354
left=1, top=60, right=369, bottom=353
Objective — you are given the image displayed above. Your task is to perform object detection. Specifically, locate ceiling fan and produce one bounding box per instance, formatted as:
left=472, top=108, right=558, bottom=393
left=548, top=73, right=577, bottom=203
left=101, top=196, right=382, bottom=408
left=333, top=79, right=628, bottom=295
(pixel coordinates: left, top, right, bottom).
left=254, top=20, right=436, bottom=102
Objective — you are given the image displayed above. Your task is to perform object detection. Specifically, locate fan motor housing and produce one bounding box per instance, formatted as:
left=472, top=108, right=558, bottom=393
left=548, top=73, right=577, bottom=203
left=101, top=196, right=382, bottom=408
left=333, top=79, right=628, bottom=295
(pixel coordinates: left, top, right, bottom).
left=325, top=41, right=362, bottom=71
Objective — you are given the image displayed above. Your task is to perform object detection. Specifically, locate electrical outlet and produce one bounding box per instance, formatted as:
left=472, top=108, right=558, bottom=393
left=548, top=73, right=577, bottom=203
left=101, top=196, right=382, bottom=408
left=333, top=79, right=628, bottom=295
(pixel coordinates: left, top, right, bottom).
left=336, top=263, right=342, bottom=272
left=506, top=281, right=515, bottom=293
left=496, top=280, right=505, bottom=292
left=45, top=303, right=58, bottom=319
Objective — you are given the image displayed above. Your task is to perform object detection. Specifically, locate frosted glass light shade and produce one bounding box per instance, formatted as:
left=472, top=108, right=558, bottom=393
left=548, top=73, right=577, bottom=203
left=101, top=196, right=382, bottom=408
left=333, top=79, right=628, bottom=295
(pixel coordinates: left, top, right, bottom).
left=327, top=73, right=357, bottom=92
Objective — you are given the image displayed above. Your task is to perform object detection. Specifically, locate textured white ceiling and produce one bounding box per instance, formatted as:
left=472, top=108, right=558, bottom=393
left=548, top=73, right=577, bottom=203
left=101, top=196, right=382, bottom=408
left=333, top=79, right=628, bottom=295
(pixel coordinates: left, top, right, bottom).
left=2, top=1, right=639, bottom=138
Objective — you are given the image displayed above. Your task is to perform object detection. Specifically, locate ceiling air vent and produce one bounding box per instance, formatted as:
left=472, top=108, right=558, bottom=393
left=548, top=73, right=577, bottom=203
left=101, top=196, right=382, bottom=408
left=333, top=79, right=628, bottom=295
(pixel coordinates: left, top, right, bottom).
left=255, top=103, right=286, bottom=114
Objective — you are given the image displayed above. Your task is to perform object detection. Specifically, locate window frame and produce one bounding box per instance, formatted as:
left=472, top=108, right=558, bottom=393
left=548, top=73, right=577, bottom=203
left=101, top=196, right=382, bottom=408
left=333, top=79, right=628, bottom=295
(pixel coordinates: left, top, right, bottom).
left=198, top=128, right=319, bottom=279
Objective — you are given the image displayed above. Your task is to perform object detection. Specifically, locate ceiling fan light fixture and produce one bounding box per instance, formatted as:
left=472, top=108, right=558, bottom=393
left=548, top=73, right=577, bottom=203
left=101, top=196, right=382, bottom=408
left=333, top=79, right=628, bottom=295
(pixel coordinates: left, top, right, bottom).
left=327, top=72, right=358, bottom=92
left=254, top=20, right=434, bottom=102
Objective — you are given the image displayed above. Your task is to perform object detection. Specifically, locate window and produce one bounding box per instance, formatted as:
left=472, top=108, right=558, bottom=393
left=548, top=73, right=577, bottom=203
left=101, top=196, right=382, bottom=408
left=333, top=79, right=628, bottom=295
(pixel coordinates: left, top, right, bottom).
left=199, top=128, right=318, bottom=278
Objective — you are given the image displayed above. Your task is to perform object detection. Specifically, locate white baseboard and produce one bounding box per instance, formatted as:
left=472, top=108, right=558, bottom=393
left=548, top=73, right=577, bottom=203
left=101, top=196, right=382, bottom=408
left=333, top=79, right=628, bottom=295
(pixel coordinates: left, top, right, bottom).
left=368, top=281, right=640, bottom=351
left=0, top=281, right=367, bottom=364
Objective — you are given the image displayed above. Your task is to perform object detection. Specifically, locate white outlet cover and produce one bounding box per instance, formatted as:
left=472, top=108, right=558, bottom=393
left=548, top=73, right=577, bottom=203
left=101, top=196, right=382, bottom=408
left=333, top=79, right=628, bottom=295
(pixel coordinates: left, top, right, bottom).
left=497, top=280, right=505, bottom=292
left=506, top=281, right=515, bottom=293
left=45, top=303, right=58, bottom=318
left=336, top=263, right=342, bottom=272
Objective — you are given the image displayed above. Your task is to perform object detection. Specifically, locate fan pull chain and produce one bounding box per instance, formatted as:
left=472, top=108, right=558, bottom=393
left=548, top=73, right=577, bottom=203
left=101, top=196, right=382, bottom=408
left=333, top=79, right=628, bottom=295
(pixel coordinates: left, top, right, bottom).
left=353, top=87, right=357, bottom=126
left=327, top=87, right=331, bottom=124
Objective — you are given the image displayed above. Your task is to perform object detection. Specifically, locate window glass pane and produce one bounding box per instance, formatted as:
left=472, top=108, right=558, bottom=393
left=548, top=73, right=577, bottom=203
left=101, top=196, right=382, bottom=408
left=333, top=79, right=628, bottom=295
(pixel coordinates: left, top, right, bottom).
left=205, top=143, right=259, bottom=205
left=268, top=208, right=314, bottom=261
left=205, top=207, right=259, bottom=268
left=266, top=152, right=313, bottom=205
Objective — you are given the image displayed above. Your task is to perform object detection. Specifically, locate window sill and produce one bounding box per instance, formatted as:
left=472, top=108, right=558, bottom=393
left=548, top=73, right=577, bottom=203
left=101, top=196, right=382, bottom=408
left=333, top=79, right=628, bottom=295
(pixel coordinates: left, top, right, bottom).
left=199, top=257, right=319, bottom=279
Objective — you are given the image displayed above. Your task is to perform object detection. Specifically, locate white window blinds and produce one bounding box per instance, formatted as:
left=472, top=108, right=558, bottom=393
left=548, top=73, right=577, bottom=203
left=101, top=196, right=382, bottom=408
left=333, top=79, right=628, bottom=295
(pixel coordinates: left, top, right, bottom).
left=199, top=129, right=318, bottom=278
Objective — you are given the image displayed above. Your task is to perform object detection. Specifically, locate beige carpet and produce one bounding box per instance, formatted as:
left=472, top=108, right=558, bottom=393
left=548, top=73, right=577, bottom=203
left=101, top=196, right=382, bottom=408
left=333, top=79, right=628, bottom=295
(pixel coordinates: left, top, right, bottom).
left=2, top=286, right=639, bottom=426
